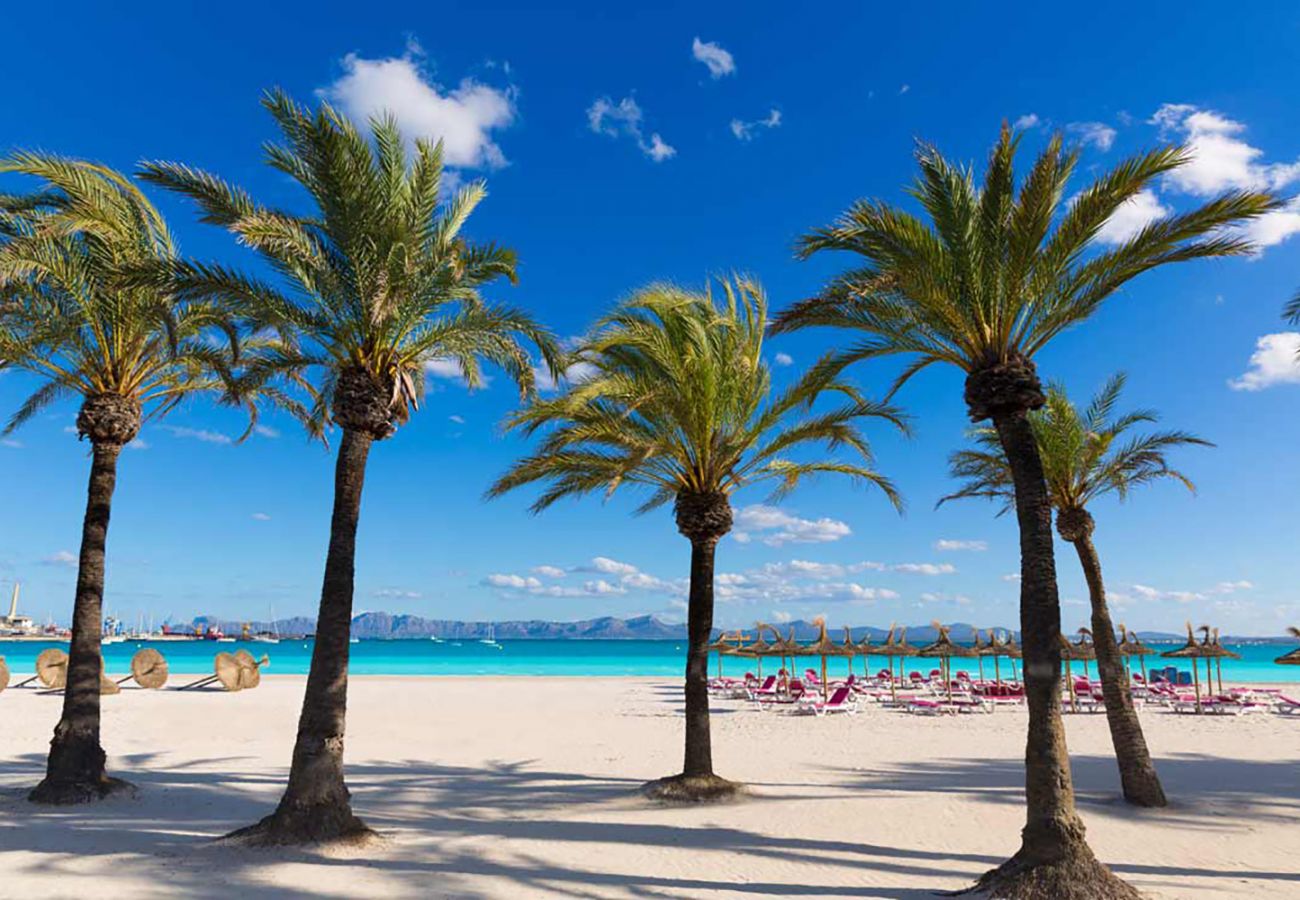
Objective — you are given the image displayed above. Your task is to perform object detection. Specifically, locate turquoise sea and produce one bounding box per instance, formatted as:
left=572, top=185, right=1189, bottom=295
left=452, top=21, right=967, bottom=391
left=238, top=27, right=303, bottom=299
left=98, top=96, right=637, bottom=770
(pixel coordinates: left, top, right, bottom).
left=1, top=638, right=1297, bottom=683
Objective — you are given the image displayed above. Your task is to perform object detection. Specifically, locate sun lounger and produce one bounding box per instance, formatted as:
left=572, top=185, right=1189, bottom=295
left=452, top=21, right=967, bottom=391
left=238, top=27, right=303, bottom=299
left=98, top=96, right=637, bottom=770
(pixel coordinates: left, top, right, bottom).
left=795, top=685, right=856, bottom=716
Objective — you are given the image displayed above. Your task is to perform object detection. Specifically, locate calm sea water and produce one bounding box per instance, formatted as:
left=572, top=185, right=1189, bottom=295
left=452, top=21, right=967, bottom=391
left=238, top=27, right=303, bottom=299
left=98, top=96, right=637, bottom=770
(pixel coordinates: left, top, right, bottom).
left=1, top=638, right=1296, bottom=683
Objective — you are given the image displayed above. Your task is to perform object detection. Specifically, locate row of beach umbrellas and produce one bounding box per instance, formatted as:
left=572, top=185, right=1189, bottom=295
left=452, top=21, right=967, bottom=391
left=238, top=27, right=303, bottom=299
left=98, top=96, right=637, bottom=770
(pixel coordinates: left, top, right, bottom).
left=712, top=620, right=1300, bottom=710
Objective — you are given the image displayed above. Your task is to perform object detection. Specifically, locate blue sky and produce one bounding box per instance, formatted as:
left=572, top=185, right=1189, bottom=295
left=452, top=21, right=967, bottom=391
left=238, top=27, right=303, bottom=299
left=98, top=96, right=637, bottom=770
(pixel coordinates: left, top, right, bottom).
left=2, top=1, right=1299, bottom=634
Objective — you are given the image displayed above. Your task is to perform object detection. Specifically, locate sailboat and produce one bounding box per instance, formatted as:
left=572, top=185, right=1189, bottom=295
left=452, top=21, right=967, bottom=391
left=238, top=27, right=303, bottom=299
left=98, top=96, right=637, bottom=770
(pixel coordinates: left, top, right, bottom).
left=251, top=607, right=281, bottom=643
left=479, top=624, right=502, bottom=649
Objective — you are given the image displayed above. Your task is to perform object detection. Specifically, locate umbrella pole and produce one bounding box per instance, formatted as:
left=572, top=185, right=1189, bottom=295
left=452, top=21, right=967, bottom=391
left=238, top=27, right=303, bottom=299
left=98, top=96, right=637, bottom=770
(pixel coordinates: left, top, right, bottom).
left=994, top=655, right=1001, bottom=686
left=821, top=655, right=828, bottom=701
left=945, top=658, right=952, bottom=703
left=1139, top=655, right=1147, bottom=681
left=1192, top=660, right=1201, bottom=713
left=1066, top=658, right=1077, bottom=712
left=977, top=655, right=984, bottom=684
left=888, top=655, right=897, bottom=703
left=1216, top=657, right=1224, bottom=695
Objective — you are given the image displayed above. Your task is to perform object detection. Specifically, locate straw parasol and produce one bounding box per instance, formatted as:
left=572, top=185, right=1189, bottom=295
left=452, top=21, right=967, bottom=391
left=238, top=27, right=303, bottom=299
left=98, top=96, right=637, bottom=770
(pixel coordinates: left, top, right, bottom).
left=1059, top=630, right=1097, bottom=711
left=0, top=656, right=9, bottom=692
left=990, top=631, right=1022, bottom=683
left=1197, top=626, right=1240, bottom=696
left=234, top=649, right=270, bottom=690
left=853, top=628, right=883, bottom=681
left=707, top=630, right=748, bottom=678
left=214, top=651, right=244, bottom=692
left=125, top=648, right=169, bottom=689
left=733, top=625, right=780, bottom=679
left=36, top=647, right=68, bottom=688
left=881, top=624, right=920, bottom=701
left=1115, top=623, right=1156, bottom=682
left=1275, top=626, right=1300, bottom=666
left=805, top=617, right=853, bottom=700
left=917, top=622, right=976, bottom=702
left=971, top=629, right=997, bottom=684
left=1161, top=622, right=1210, bottom=712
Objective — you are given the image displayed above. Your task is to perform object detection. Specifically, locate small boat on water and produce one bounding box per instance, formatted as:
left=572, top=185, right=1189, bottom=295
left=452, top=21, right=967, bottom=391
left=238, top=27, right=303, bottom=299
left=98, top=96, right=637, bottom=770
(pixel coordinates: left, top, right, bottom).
left=429, top=635, right=444, bottom=643
left=350, top=637, right=360, bottom=644
left=479, top=625, right=502, bottom=649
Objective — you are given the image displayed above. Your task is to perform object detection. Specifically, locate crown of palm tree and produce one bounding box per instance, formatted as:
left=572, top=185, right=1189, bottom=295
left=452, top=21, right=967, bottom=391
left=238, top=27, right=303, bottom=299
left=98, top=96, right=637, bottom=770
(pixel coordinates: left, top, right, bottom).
left=771, top=126, right=1276, bottom=401
left=137, top=89, right=559, bottom=439
left=0, top=152, right=241, bottom=434
left=940, top=373, right=1210, bottom=514
left=490, top=277, right=906, bottom=513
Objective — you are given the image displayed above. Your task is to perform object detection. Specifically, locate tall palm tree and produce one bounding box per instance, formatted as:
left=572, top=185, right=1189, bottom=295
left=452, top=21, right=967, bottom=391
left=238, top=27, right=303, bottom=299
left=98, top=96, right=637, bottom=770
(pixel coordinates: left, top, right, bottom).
left=941, top=374, right=1210, bottom=807
left=490, top=278, right=904, bottom=800
left=0, top=153, right=243, bottom=804
left=770, top=126, right=1273, bottom=897
left=139, top=91, right=560, bottom=844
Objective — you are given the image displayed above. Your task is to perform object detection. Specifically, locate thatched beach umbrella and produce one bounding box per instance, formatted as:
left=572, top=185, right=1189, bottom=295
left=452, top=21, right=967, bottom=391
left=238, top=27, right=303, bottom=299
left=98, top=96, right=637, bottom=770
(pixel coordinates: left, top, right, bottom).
left=1198, top=626, right=1240, bottom=696
left=707, top=631, right=748, bottom=678
left=881, top=625, right=920, bottom=701
left=805, top=618, right=853, bottom=700
left=853, top=628, right=883, bottom=680
left=1276, top=626, right=1300, bottom=666
left=1059, top=631, right=1097, bottom=711
left=987, top=631, right=1021, bottom=684
left=1116, top=624, right=1156, bottom=682
left=234, top=649, right=270, bottom=690
left=1161, top=623, right=1209, bottom=713
left=36, top=647, right=68, bottom=688
left=116, top=647, right=168, bottom=689
left=918, top=622, right=976, bottom=703
left=734, top=625, right=780, bottom=679
left=971, top=629, right=997, bottom=683
left=214, top=651, right=243, bottom=692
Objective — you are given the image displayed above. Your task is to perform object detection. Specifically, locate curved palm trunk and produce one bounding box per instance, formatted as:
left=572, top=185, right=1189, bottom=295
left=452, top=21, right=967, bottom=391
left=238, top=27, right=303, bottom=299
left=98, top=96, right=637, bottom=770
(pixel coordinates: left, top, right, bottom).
left=30, top=443, right=130, bottom=804
left=972, top=411, right=1137, bottom=899
left=682, top=537, right=716, bottom=777
left=1070, top=533, right=1166, bottom=807
left=230, top=428, right=374, bottom=844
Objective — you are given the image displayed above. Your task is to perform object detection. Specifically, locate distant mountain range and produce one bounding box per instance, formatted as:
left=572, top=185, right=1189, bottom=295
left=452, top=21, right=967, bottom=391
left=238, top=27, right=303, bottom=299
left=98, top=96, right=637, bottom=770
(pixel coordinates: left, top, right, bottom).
left=187, top=613, right=1285, bottom=643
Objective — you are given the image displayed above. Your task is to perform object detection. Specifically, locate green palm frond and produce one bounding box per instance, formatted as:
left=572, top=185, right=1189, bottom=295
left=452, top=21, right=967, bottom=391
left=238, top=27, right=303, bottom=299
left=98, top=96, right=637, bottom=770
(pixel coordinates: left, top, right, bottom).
left=940, top=376, right=1211, bottom=514
left=138, top=89, right=556, bottom=435
left=490, top=276, right=905, bottom=516
left=0, top=153, right=241, bottom=432
left=773, top=124, right=1278, bottom=400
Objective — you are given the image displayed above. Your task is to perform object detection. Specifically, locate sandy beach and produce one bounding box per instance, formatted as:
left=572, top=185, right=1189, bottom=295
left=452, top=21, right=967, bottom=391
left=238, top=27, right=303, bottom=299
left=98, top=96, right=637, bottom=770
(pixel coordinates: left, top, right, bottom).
left=1, top=676, right=1298, bottom=899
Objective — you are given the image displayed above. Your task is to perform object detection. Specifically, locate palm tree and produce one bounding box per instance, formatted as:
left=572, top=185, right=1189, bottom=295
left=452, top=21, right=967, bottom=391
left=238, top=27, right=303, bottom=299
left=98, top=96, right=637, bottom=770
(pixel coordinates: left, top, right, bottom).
left=490, top=277, right=903, bottom=800
left=139, top=91, right=559, bottom=844
left=942, top=374, right=1210, bottom=807
left=0, top=153, right=243, bottom=803
left=770, top=126, right=1273, bottom=897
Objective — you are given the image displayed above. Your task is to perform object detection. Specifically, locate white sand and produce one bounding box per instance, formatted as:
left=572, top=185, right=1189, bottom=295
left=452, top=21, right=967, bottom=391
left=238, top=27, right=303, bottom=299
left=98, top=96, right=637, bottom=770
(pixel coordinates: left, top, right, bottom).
left=1, top=676, right=1298, bottom=899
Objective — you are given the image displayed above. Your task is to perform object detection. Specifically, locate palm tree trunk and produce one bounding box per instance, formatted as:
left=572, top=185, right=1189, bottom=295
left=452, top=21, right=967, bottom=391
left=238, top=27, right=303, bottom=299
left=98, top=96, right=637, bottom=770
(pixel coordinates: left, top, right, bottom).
left=1070, top=532, right=1167, bottom=807
left=229, top=428, right=374, bottom=844
left=972, top=410, right=1138, bottom=898
left=682, top=537, right=715, bottom=778
left=30, top=442, right=131, bottom=804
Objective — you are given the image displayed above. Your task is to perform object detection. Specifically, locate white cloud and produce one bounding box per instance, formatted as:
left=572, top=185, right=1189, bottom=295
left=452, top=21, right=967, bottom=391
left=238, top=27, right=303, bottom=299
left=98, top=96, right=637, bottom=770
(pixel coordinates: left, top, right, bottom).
left=254, top=425, right=279, bottom=439
left=165, top=426, right=232, bottom=445
left=1094, top=189, right=1171, bottom=245
left=1, top=439, right=22, bottom=448
left=534, top=359, right=598, bottom=392
left=373, top=588, right=422, bottom=599
left=42, top=550, right=77, bottom=568
left=582, top=578, right=626, bottom=595
left=583, top=556, right=639, bottom=576
left=691, top=37, right=735, bottom=78
left=1229, top=332, right=1300, bottom=391
left=1002, top=573, right=1021, bottom=583
left=485, top=573, right=543, bottom=590
left=934, top=539, right=987, bottom=552
left=425, top=358, right=491, bottom=389
left=531, top=565, right=566, bottom=578
left=899, top=84, right=910, bottom=95
left=893, top=562, right=956, bottom=576
left=771, top=609, right=792, bottom=623
left=1242, top=196, right=1300, bottom=249
left=1150, top=103, right=1300, bottom=196
left=1209, top=580, right=1253, bottom=594
left=773, top=352, right=794, bottom=367
left=587, top=96, right=675, bottom=162
left=448, top=415, right=465, bottom=424
left=250, top=512, right=272, bottom=521
left=126, top=438, right=149, bottom=451
left=730, top=108, right=781, bottom=141
left=320, top=43, right=515, bottom=169
left=732, top=505, right=851, bottom=547
left=1068, top=121, right=1117, bottom=152
left=1014, top=113, right=1040, bottom=130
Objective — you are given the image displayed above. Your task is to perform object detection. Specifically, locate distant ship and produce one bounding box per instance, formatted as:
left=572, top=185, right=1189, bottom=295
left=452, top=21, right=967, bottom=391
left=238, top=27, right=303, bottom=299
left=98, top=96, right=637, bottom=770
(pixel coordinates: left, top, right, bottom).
left=0, top=584, right=68, bottom=640
left=479, top=624, right=502, bottom=649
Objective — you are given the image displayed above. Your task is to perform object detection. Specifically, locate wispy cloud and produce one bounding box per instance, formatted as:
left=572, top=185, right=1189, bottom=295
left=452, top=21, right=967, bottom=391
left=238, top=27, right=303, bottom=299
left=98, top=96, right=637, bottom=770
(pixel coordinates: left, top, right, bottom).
left=587, top=96, right=676, bottom=162
left=691, top=37, right=735, bottom=79
left=934, top=539, right=987, bottom=552
left=1094, top=190, right=1170, bottom=245
left=730, top=108, right=781, bottom=142
left=42, top=550, right=76, bottom=568
left=165, top=426, right=232, bottom=445
left=773, top=352, right=794, bottom=367
left=1014, top=113, right=1040, bottom=129
left=1067, top=121, right=1117, bottom=151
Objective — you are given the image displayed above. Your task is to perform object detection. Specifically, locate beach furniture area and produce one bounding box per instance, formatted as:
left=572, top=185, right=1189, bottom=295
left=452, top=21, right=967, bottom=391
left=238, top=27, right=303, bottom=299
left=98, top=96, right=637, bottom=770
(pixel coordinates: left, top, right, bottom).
left=0, top=648, right=268, bottom=695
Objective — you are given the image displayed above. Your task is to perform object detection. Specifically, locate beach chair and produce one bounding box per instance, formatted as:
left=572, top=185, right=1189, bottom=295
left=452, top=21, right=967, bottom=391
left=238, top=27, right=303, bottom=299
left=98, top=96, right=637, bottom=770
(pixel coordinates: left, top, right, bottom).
left=1276, top=695, right=1300, bottom=715
left=796, top=685, right=856, bottom=716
